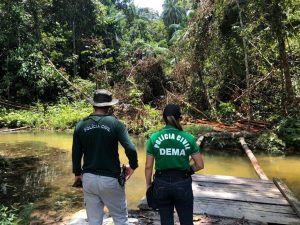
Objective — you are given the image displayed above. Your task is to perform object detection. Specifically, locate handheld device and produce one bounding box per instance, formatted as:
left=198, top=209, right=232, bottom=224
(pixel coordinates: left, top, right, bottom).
left=118, top=165, right=127, bottom=187
left=72, top=179, right=83, bottom=188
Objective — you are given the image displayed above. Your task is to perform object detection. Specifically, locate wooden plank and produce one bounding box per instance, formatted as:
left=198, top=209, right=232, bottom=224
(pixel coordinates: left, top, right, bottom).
left=239, top=137, right=269, bottom=180
left=195, top=181, right=282, bottom=194
left=194, top=183, right=284, bottom=199
left=195, top=180, right=276, bottom=188
left=194, top=197, right=295, bottom=214
left=191, top=174, right=300, bottom=224
left=194, top=198, right=300, bottom=224
left=193, top=181, right=278, bottom=194
left=274, top=178, right=300, bottom=218
left=192, top=186, right=289, bottom=205
left=192, top=174, right=273, bottom=185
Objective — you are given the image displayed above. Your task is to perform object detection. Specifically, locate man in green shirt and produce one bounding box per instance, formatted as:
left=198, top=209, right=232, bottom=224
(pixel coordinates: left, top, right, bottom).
left=72, top=89, right=138, bottom=225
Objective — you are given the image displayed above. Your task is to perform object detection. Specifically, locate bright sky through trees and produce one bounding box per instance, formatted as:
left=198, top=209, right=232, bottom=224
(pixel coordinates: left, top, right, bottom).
left=134, top=0, right=164, bottom=14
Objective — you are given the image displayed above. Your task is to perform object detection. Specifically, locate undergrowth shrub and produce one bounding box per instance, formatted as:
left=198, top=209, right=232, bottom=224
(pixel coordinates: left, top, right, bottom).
left=0, top=100, right=92, bottom=130
left=216, top=102, right=236, bottom=123
left=184, top=124, right=213, bottom=137
left=277, top=118, right=300, bottom=148
left=123, top=105, right=162, bottom=135
left=0, top=205, right=20, bottom=225
left=0, top=110, right=43, bottom=128
left=44, top=101, right=91, bottom=130
left=249, top=132, right=285, bottom=154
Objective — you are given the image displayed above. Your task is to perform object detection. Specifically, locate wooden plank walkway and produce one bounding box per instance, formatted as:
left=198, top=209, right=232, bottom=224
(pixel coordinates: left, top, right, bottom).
left=192, top=174, right=300, bottom=224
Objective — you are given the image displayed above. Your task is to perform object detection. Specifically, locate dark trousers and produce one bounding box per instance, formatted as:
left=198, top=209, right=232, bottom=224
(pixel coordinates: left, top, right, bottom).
left=153, top=175, right=193, bottom=225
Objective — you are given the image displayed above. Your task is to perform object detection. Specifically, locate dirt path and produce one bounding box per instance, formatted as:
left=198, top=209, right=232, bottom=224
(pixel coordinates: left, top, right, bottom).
left=28, top=208, right=262, bottom=225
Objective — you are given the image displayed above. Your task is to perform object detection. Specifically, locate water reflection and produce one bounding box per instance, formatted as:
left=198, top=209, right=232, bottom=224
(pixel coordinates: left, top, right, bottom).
left=0, top=140, right=83, bottom=216
left=0, top=154, right=50, bottom=205
left=256, top=154, right=300, bottom=198
left=0, top=132, right=299, bottom=215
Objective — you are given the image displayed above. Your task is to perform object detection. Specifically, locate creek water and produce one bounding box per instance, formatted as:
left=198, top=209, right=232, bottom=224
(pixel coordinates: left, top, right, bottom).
left=0, top=131, right=299, bottom=213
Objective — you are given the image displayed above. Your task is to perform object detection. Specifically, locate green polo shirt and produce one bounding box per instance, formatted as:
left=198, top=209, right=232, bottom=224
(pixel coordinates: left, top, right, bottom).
left=72, top=114, right=138, bottom=178
left=146, top=125, right=201, bottom=171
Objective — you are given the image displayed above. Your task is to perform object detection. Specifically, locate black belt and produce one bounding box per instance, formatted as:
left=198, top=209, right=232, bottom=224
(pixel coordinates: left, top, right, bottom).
left=155, top=169, right=190, bottom=178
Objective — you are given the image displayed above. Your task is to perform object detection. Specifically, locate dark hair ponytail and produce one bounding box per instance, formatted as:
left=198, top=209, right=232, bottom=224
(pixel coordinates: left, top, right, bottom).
left=163, top=115, right=183, bottom=131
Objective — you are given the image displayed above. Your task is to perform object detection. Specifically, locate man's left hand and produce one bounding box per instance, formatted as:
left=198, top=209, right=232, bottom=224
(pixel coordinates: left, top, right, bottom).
left=124, top=165, right=134, bottom=181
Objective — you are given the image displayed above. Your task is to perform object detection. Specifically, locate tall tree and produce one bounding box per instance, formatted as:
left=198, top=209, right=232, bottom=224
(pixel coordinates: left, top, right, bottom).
left=268, top=0, right=295, bottom=114
left=162, top=0, right=185, bottom=26
left=27, top=0, right=41, bottom=41
left=52, top=0, right=96, bottom=76
left=236, top=0, right=251, bottom=129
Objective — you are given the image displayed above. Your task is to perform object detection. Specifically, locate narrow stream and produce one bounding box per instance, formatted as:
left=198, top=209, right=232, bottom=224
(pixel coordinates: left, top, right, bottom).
left=0, top=131, right=299, bottom=214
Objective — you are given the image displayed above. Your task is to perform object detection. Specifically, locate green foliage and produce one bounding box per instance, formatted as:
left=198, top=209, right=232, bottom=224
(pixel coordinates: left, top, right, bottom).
left=134, top=58, right=167, bottom=103
left=18, top=203, right=35, bottom=225
left=0, top=101, right=92, bottom=130
left=0, top=205, right=20, bottom=225
left=128, top=88, right=143, bottom=106
left=251, top=132, right=286, bottom=154
left=207, top=136, right=229, bottom=149
left=162, top=0, right=186, bottom=27
left=177, top=0, right=299, bottom=121
left=2, top=44, right=67, bottom=103
left=145, top=124, right=165, bottom=138
left=0, top=0, right=171, bottom=107
left=184, top=124, right=213, bottom=137
left=277, top=118, right=300, bottom=147
left=0, top=110, right=40, bottom=128
left=0, top=0, right=123, bottom=103
left=67, top=78, right=96, bottom=100
left=217, top=102, right=236, bottom=123
left=140, top=105, right=162, bottom=132
left=123, top=105, right=162, bottom=135
left=44, top=101, right=91, bottom=130
left=0, top=101, right=162, bottom=134
left=0, top=0, right=299, bottom=150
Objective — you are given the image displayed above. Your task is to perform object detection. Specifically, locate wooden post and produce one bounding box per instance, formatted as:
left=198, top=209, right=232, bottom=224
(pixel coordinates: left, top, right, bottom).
left=239, top=137, right=268, bottom=180
left=274, top=178, right=300, bottom=218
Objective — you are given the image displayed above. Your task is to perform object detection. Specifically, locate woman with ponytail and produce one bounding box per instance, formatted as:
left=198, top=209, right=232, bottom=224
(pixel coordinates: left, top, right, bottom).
left=145, top=104, right=204, bottom=225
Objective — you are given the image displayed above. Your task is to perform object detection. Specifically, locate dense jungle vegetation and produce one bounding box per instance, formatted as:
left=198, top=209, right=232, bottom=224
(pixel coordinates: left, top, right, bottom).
left=0, top=1, right=299, bottom=223
left=0, top=0, right=299, bottom=150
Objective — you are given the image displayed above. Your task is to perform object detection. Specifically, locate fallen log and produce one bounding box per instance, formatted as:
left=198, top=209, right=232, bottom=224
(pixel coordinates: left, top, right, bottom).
left=0, top=126, right=30, bottom=133
left=239, top=137, right=268, bottom=180
left=196, top=136, right=205, bottom=148
left=237, top=120, right=271, bottom=126
left=202, top=131, right=256, bottom=139
left=274, top=178, right=300, bottom=218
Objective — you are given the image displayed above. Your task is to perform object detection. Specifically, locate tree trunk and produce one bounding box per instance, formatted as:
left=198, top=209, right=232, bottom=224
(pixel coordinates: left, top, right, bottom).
left=72, top=19, right=77, bottom=76
left=236, top=0, right=251, bottom=131
left=28, top=0, right=41, bottom=41
left=17, top=26, right=21, bottom=47
left=278, top=35, right=294, bottom=113
left=271, top=0, right=294, bottom=114
left=239, top=137, right=269, bottom=180
left=197, top=69, right=210, bottom=111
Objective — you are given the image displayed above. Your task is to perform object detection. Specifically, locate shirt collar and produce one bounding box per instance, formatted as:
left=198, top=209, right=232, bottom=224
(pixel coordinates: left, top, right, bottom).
left=163, top=125, right=178, bottom=130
